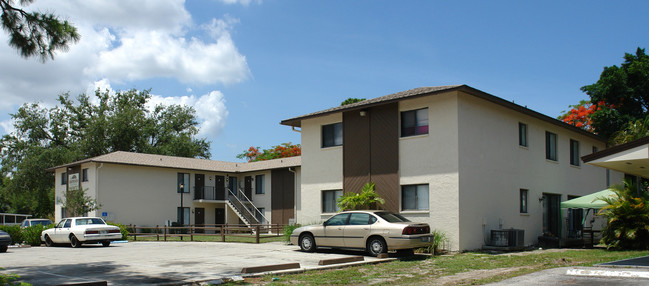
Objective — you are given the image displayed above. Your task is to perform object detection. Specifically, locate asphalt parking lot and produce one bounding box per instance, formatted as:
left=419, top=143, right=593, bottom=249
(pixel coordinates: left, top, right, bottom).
left=0, top=241, right=387, bottom=285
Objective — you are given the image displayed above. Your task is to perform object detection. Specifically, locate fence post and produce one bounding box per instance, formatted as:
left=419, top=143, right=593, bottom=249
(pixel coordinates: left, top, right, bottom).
left=164, top=225, right=167, bottom=241
left=156, top=225, right=159, bottom=241
left=133, top=225, right=137, bottom=241
left=255, top=225, right=260, bottom=244
left=221, top=225, right=225, bottom=242
left=190, top=225, right=194, bottom=241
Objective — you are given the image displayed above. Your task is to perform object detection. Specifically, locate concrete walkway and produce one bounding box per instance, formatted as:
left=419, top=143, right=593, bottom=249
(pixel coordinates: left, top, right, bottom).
left=0, top=241, right=388, bottom=285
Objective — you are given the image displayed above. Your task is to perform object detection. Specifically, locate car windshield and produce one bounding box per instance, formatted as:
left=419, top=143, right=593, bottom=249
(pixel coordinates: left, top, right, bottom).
left=375, top=212, right=411, bottom=223
left=75, top=218, right=106, bottom=225
left=32, top=220, right=52, bottom=226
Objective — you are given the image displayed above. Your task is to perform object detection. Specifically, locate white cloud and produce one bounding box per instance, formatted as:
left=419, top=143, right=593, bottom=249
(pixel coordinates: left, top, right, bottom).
left=147, top=91, right=229, bottom=139
left=0, top=0, right=250, bottom=114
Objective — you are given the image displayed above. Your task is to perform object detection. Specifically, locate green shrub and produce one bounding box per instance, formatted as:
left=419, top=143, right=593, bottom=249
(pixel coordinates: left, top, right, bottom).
left=107, top=222, right=129, bottom=240
left=22, top=225, right=46, bottom=246
left=419, top=229, right=449, bottom=255
left=283, top=224, right=300, bottom=243
left=0, top=225, right=23, bottom=245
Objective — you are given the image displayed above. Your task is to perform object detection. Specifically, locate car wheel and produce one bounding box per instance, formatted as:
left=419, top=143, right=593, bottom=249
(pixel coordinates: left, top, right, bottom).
left=0, top=245, right=7, bottom=253
left=44, top=235, right=54, bottom=247
left=299, top=234, right=316, bottom=252
left=367, top=237, right=387, bottom=257
left=70, top=235, right=82, bottom=248
left=102, top=241, right=110, bottom=247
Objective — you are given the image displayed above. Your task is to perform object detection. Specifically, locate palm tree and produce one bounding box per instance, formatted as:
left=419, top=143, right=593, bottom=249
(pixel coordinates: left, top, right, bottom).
left=598, top=179, right=649, bottom=250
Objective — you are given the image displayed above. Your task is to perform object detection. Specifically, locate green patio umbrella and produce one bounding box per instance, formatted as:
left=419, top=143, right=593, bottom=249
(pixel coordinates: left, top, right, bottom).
left=560, top=189, right=617, bottom=209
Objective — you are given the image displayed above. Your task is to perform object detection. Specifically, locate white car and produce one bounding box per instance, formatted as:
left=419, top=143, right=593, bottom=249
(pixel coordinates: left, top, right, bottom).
left=41, top=217, right=122, bottom=248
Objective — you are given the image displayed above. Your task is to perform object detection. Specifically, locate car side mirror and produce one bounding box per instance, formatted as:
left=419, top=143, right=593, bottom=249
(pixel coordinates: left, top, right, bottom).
left=323, top=221, right=329, bottom=227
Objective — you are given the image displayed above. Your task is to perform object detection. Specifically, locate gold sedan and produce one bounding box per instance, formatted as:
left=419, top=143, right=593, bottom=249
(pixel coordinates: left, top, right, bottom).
left=290, top=210, right=433, bottom=256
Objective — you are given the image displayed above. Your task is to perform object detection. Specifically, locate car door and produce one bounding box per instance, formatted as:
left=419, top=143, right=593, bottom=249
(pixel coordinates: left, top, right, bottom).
left=49, top=219, right=66, bottom=242
left=344, top=213, right=376, bottom=248
left=318, top=213, right=349, bottom=247
left=56, top=219, right=73, bottom=242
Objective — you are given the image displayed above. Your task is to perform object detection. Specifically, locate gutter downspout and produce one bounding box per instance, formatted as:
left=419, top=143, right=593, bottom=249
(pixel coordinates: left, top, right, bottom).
left=96, top=163, right=103, bottom=218
left=288, top=167, right=297, bottom=225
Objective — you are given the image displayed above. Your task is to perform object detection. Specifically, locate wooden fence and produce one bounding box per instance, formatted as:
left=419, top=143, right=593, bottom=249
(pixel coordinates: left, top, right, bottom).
left=126, top=224, right=286, bottom=244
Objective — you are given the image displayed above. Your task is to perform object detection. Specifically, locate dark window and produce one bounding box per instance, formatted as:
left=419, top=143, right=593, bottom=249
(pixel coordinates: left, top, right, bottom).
left=61, top=172, right=67, bottom=185
left=177, top=207, right=190, bottom=225
left=82, top=168, right=89, bottom=182
left=322, top=190, right=343, bottom=213
left=570, top=139, right=580, bottom=166
left=255, top=175, right=264, bottom=194
left=401, top=184, right=429, bottom=211
left=401, top=108, right=429, bottom=137
left=177, top=173, right=190, bottom=193
left=592, top=146, right=598, bottom=154
left=520, top=189, right=528, bottom=213
left=545, top=131, right=557, bottom=161
left=325, top=213, right=350, bottom=226
left=519, top=123, right=528, bottom=147
left=322, top=122, right=343, bottom=147
left=63, top=219, right=71, bottom=228
left=348, top=213, right=373, bottom=225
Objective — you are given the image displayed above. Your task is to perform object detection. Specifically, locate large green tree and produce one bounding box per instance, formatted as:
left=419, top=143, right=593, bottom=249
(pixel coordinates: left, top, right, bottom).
left=1, top=0, right=79, bottom=61
left=0, top=89, right=211, bottom=217
left=581, top=47, right=649, bottom=140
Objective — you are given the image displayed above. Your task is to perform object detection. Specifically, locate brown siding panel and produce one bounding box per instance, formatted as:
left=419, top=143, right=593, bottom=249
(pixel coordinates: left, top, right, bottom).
left=271, top=168, right=295, bottom=225
left=343, top=103, right=399, bottom=212
left=343, top=110, right=371, bottom=194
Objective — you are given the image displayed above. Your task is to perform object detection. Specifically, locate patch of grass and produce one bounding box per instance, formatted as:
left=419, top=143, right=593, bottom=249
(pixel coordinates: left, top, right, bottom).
left=240, top=249, right=649, bottom=285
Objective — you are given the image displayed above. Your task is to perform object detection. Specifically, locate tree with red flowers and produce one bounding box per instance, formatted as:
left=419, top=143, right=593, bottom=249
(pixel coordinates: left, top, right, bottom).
left=236, top=142, right=301, bottom=162
left=558, top=100, right=606, bottom=132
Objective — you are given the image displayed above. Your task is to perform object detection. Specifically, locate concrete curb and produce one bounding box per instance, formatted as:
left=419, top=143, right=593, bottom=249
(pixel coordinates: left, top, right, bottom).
left=318, top=256, right=364, bottom=265
left=241, top=257, right=397, bottom=278
left=566, top=268, right=649, bottom=279
left=241, top=263, right=301, bottom=274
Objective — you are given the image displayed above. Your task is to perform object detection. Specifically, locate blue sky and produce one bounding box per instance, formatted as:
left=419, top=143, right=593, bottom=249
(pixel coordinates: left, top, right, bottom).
left=1, top=0, right=648, bottom=161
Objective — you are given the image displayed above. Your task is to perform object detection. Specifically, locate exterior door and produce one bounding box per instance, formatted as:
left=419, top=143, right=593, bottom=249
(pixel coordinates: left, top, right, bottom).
left=543, top=193, right=561, bottom=237
left=195, top=174, right=205, bottom=199
left=215, top=176, right=225, bottom=200
left=244, top=176, right=252, bottom=199
left=194, top=208, right=205, bottom=233
left=215, top=208, right=225, bottom=225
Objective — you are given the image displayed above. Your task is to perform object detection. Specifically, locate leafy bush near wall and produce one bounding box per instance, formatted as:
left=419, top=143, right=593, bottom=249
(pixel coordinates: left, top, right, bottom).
left=419, top=229, right=450, bottom=255
left=283, top=224, right=300, bottom=243
left=0, top=225, right=23, bottom=245
left=107, top=222, right=129, bottom=240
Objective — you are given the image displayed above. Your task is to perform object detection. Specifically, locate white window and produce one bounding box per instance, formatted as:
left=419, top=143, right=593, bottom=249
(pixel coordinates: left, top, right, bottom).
left=520, top=189, right=528, bottom=213
left=177, top=207, right=190, bottom=225
left=322, top=190, right=343, bottom=213
left=519, top=123, right=528, bottom=147
left=401, top=184, right=429, bottom=211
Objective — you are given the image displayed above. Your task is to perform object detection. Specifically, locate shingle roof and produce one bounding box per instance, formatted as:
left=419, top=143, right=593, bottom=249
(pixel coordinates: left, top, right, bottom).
left=280, top=84, right=604, bottom=141
left=280, top=85, right=462, bottom=127
left=48, top=151, right=301, bottom=173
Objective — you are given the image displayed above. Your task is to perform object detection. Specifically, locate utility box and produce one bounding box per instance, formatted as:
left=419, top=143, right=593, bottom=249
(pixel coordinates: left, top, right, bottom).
left=491, top=229, right=524, bottom=247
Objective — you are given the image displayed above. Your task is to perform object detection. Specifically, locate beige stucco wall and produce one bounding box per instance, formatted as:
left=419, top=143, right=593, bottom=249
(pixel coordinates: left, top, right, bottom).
left=297, top=113, right=343, bottom=224
left=398, top=91, right=462, bottom=251
left=455, top=91, right=622, bottom=250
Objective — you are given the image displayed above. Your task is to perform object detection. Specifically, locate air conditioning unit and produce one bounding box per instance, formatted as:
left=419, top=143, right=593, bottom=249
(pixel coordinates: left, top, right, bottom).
left=491, top=229, right=524, bottom=247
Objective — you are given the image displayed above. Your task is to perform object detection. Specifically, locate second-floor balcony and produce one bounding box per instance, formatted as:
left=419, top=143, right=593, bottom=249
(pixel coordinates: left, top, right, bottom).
left=194, top=186, right=226, bottom=201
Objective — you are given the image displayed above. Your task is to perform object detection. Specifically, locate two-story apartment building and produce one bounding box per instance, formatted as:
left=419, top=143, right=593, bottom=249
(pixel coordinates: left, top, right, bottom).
left=49, top=151, right=300, bottom=228
left=280, top=85, right=623, bottom=251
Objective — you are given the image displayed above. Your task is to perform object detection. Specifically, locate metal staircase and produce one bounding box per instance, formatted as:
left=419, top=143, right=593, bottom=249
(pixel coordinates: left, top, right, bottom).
left=226, top=188, right=269, bottom=227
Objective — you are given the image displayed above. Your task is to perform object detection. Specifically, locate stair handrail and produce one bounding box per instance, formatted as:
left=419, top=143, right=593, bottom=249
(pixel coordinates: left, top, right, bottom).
left=226, top=188, right=258, bottom=224
left=235, top=187, right=270, bottom=225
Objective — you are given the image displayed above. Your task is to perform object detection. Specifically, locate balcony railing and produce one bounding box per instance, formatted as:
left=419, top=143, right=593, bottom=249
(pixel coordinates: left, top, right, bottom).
left=194, top=186, right=226, bottom=200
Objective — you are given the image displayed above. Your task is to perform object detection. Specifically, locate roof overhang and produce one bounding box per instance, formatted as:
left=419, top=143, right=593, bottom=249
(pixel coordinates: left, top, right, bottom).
left=582, top=137, right=649, bottom=179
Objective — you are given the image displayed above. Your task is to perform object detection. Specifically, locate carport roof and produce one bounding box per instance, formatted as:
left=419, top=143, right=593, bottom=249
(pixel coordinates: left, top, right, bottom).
left=47, top=151, right=301, bottom=173
left=582, top=136, right=649, bottom=179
